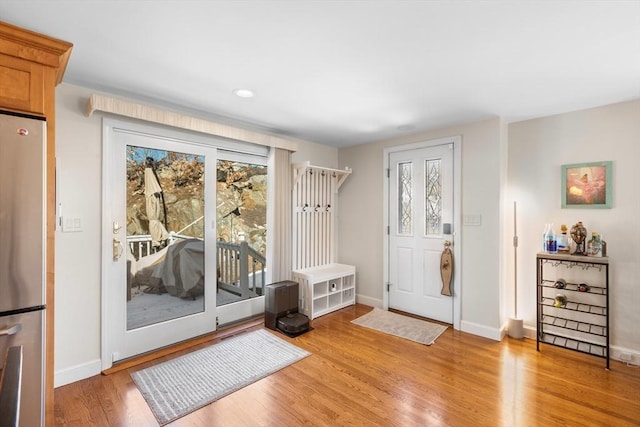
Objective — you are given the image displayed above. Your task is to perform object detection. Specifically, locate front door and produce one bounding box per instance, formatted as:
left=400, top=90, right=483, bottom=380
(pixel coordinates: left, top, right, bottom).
left=388, top=143, right=454, bottom=323
left=103, top=124, right=217, bottom=367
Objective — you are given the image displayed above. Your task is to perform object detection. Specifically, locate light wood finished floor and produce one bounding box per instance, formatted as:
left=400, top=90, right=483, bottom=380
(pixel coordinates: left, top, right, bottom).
left=55, top=304, right=640, bottom=426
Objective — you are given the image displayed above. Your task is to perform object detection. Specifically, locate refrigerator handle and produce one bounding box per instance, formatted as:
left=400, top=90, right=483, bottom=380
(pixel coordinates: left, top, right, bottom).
left=0, top=323, right=22, bottom=336
left=0, top=346, right=23, bottom=427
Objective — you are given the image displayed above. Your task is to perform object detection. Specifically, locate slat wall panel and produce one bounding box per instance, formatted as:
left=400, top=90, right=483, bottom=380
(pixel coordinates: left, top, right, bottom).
left=293, top=167, right=338, bottom=270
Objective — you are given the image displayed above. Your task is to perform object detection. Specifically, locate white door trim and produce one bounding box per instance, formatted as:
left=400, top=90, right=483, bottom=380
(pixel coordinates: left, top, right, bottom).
left=382, top=136, right=462, bottom=330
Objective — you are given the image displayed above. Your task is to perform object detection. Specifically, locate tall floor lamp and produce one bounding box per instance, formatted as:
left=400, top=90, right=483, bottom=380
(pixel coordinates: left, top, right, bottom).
left=508, top=201, right=524, bottom=339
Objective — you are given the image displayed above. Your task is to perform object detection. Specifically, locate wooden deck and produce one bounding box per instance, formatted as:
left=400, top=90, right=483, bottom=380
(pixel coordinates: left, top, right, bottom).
left=54, top=304, right=640, bottom=426
left=127, top=287, right=255, bottom=330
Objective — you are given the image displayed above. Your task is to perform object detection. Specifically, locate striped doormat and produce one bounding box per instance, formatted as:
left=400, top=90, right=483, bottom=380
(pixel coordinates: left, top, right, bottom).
left=132, top=329, right=310, bottom=425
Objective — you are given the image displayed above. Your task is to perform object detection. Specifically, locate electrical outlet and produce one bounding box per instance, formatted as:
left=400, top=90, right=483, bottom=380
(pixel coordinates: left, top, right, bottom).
left=620, top=353, right=632, bottom=362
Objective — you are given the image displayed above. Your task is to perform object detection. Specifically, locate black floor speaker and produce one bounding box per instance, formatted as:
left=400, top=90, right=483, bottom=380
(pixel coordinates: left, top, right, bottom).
left=265, top=280, right=310, bottom=336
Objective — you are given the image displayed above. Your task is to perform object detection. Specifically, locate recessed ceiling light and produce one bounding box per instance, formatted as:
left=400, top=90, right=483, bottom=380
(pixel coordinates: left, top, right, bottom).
left=233, top=88, right=255, bottom=98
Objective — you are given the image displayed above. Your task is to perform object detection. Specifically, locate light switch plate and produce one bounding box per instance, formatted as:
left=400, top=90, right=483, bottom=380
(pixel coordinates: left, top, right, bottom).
left=463, top=214, right=482, bottom=226
left=61, top=216, right=83, bottom=232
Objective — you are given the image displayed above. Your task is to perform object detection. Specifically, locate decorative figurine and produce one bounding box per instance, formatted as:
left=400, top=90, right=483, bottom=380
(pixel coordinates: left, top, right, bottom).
left=570, top=221, right=587, bottom=255
left=587, top=232, right=603, bottom=257
left=440, top=240, right=453, bottom=296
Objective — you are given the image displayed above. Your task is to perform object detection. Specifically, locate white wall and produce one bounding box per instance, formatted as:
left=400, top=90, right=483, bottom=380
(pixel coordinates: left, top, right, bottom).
left=337, top=117, right=507, bottom=339
left=54, top=81, right=639, bottom=384
left=54, top=84, right=104, bottom=385
left=508, top=99, right=640, bottom=360
left=291, top=141, right=338, bottom=169
left=53, top=83, right=338, bottom=386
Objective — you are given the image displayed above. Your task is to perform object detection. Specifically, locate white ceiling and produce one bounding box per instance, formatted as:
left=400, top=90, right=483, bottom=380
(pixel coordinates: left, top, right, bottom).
left=2, top=1, right=639, bottom=147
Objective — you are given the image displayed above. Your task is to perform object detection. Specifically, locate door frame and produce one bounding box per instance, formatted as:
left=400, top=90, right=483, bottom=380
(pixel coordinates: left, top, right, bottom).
left=382, top=136, right=462, bottom=330
left=100, top=118, right=269, bottom=370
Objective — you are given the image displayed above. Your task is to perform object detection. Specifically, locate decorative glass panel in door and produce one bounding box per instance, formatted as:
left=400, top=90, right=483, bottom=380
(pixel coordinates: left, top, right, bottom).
left=425, top=159, right=442, bottom=236
left=398, top=161, right=413, bottom=235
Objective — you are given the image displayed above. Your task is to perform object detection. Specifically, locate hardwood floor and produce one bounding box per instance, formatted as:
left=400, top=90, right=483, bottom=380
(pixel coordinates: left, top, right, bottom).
left=54, top=304, right=640, bottom=426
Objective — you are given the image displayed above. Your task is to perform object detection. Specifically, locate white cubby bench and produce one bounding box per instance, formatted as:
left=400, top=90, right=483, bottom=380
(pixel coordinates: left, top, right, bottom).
left=292, top=263, right=356, bottom=320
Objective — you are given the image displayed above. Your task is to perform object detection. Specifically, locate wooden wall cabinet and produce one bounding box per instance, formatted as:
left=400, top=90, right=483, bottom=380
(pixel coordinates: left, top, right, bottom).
left=0, top=20, right=72, bottom=426
left=0, top=52, right=45, bottom=114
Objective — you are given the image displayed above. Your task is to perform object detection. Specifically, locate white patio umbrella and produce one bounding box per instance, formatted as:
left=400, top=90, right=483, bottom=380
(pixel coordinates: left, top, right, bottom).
left=144, top=167, right=169, bottom=248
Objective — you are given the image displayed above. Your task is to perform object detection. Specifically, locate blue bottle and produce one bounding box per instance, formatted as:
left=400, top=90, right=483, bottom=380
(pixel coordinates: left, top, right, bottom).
left=546, top=224, right=557, bottom=254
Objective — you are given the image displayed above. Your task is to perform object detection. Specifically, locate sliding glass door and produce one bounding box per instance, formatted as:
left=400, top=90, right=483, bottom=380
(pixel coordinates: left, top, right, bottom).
left=102, top=120, right=269, bottom=369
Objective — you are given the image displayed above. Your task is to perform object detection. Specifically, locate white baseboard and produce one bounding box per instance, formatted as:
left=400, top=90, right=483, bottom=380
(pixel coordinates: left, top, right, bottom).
left=356, top=294, right=382, bottom=309
left=521, top=326, right=640, bottom=365
left=55, top=358, right=102, bottom=388
left=501, top=323, right=537, bottom=340
left=610, top=345, right=640, bottom=365
left=523, top=324, right=536, bottom=339
left=461, top=320, right=503, bottom=341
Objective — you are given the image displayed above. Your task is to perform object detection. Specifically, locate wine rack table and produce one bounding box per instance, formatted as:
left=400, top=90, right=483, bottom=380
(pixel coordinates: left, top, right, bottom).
left=536, top=252, right=609, bottom=369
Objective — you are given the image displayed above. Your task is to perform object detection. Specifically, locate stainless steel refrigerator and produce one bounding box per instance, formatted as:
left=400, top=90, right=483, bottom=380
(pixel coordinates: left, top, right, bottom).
left=0, top=110, right=46, bottom=427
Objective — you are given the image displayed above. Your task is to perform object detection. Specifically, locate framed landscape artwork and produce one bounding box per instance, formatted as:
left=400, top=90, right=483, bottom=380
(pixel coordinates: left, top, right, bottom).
left=561, top=161, right=612, bottom=209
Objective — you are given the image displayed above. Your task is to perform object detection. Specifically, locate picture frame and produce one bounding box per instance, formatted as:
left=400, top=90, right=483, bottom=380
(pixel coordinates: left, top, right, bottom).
left=561, top=161, right=612, bottom=209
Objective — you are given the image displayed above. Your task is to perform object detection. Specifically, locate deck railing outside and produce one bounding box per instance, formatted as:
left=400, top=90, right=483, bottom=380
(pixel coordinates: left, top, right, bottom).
left=127, top=234, right=265, bottom=297
left=127, top=232, right=192, bottom=259
left=217, top=240, right=266, bottom=297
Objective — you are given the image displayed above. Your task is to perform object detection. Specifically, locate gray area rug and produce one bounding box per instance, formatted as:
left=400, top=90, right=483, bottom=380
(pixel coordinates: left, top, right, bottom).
left=131, top=329, right=310, bottom=425
left=351, top=308, right=448, bottom=345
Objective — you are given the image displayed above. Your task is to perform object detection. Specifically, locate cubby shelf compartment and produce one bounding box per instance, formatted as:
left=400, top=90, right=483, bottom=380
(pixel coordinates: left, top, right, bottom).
left=293, top=263, right=356, bottom=320
left=536, top=252, right=610, bottom=369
